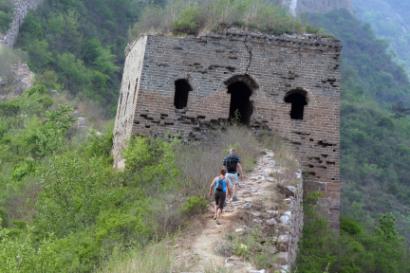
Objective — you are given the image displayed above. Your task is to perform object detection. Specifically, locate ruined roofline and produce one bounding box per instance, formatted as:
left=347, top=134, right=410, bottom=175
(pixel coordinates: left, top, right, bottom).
left=125, top=29, right=341, bottom=57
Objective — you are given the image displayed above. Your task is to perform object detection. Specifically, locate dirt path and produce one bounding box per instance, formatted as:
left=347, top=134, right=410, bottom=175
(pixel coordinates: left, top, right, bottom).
left=174, top=150, right=283, bottom=273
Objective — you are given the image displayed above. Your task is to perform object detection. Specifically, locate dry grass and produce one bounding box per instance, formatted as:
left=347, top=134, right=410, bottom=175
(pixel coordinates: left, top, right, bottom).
left=258, top=131, right=301, bottom=185
left=98, top=240, right=174, bottom=273
left=174, top=125, right=261, bottom=198
left=97, top=239, right=233, bottom=273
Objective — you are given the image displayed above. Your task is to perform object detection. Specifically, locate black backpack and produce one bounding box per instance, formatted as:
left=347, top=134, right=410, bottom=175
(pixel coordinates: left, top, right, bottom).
left=225, top=155, right=239, bottom=173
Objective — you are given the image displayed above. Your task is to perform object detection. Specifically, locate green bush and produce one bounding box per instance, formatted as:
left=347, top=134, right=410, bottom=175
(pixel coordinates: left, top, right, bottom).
left=172, top=4, right=202, bottom=34
left=181, top=196, right=208, bottom=216
left=0, top=127, right=183, bottom=272
left=296, top=195, right=410, bottom=273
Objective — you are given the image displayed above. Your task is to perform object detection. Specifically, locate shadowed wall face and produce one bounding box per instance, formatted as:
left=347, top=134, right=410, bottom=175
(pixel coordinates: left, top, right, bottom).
left=113, top=32, right=342, bottom=228
left=228, top=81, right=253, bottom=125
left=285, top=89, right=308, bottom=120
left=174, top=79, right=192, bottom=109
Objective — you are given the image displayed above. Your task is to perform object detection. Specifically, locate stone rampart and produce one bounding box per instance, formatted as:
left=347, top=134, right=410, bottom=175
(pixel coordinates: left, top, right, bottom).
left=1, top=0, right=43, bottom=47
left=113, top=30, right=342, bottom=228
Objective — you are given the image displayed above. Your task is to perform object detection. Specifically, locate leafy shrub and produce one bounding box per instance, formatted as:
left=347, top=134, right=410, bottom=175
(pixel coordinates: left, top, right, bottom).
left=95, top=209, right=153, bottom=247
left=296, top=194, right=410, bottom=273
left=172, top=4, right=202, bottom=34
left=0, top=102, right=19, bottom=116
left=181, top=196, right=207, bottom=216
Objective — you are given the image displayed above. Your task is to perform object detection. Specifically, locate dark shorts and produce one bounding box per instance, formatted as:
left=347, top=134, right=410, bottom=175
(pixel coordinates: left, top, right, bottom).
left=214, top=190, right=226, bottom=210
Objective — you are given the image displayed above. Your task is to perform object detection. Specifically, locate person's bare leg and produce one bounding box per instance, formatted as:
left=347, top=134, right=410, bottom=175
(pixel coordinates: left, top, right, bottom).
left=216, top=208, right=222, bottom=225
left=232, top=183, right=238, bottom=201
left=214, top=204, right=218, bottom=219
left=227, top=176, right=234, bottom=201
left=216, top=208, right=221, bottom=219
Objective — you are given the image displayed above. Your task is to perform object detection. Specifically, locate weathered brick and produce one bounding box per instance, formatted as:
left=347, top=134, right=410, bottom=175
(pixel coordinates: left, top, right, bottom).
left=113, top=31, right=342, bottom=227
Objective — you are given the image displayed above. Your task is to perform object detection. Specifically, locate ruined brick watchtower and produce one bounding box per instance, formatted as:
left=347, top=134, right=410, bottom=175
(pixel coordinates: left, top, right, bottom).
left=113, top=30, right=342, bottom=227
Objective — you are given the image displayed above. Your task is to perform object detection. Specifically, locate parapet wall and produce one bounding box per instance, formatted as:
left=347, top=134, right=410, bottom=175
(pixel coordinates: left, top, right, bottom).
left=239, top=150, right=304, bottom=272
left=1, top=0, right=43, bottom=47
left=275, top=167, right=304, bottom=271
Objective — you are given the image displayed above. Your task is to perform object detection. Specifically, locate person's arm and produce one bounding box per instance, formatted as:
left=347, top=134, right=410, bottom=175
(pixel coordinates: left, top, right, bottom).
left=237, top=162, right=244, bottom=179
left=209, top=178, right=216, bottom=197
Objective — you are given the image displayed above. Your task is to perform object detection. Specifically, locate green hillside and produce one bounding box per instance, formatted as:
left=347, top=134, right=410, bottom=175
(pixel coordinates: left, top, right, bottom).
left=0, top=0, right=12, bottom=33
left=304, top=9, right=410, bottom=240
left=16, top=0, right=152, bottom=112
left=0, top=0, right=409, bottom=272
left=354, top=0, right=410, bottom=75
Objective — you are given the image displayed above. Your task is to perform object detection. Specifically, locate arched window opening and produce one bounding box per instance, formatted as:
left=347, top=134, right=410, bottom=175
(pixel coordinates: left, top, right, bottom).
left=227, top=81, right=254, bottom=125
left=174, top=79, right=192, bottom=109
left=284, top=89, right=308, bottom=120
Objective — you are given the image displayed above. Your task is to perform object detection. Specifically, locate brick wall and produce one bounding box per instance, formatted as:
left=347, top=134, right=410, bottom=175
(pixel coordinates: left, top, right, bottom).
left=1, top=0, right=43, bottom=47
left=113, top=31, right=342, bottom=227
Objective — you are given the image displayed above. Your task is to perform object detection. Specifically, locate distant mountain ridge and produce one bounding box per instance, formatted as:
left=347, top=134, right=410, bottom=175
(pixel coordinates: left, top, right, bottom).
left=274, top=0, right=352, bottom=15
left=353, top=0, right=410, bottom=75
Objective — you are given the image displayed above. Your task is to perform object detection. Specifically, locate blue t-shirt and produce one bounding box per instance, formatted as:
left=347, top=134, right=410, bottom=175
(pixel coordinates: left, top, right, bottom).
left=214, top=178, right=227, bottom=193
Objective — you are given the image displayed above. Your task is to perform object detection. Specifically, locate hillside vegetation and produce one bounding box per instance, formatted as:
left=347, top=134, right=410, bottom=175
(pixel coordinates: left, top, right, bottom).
left=354, top=0, right=410, bottom=75
left=16, top=0, right=156, bottom=111
left=15, top=0, right=316, bottom=114
left=304, top=10, right=410, bottom=241
left=0, top=83, right=262, bottom=272
left=1, top=0, right=410, bottom=272
left=0, top=0, right=12, bottom=33
left=130, top=0, right=313, bottom=39
left=0, top=45, right=20, bottom=81
left=296, top=196, right=409, bottom=273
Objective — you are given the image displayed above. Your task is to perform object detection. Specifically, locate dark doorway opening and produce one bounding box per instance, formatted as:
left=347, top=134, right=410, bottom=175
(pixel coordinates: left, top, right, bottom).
left=228, top=81, right=253, bottom=124
left=284, top=89, right=308, bottom=120
left=174, top=79, right=192, bottom=109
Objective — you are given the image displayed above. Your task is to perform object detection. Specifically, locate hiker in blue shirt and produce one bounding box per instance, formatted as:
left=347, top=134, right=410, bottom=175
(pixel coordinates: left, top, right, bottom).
left=209, top=169, right=232, bottom=224
left=223, top=148, right=244, bottom=202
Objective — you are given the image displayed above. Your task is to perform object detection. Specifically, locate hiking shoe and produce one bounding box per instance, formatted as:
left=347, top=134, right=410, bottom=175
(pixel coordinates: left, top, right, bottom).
left=232, top=196, right=239, bottom=202
left=216, top=220, right=221, bottom=225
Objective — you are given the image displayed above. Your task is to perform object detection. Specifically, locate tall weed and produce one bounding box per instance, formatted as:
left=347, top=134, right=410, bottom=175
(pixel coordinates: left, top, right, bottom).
left=97, top=241, right=174, bottom=273
left=175, top=125, right=261, bottom=197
